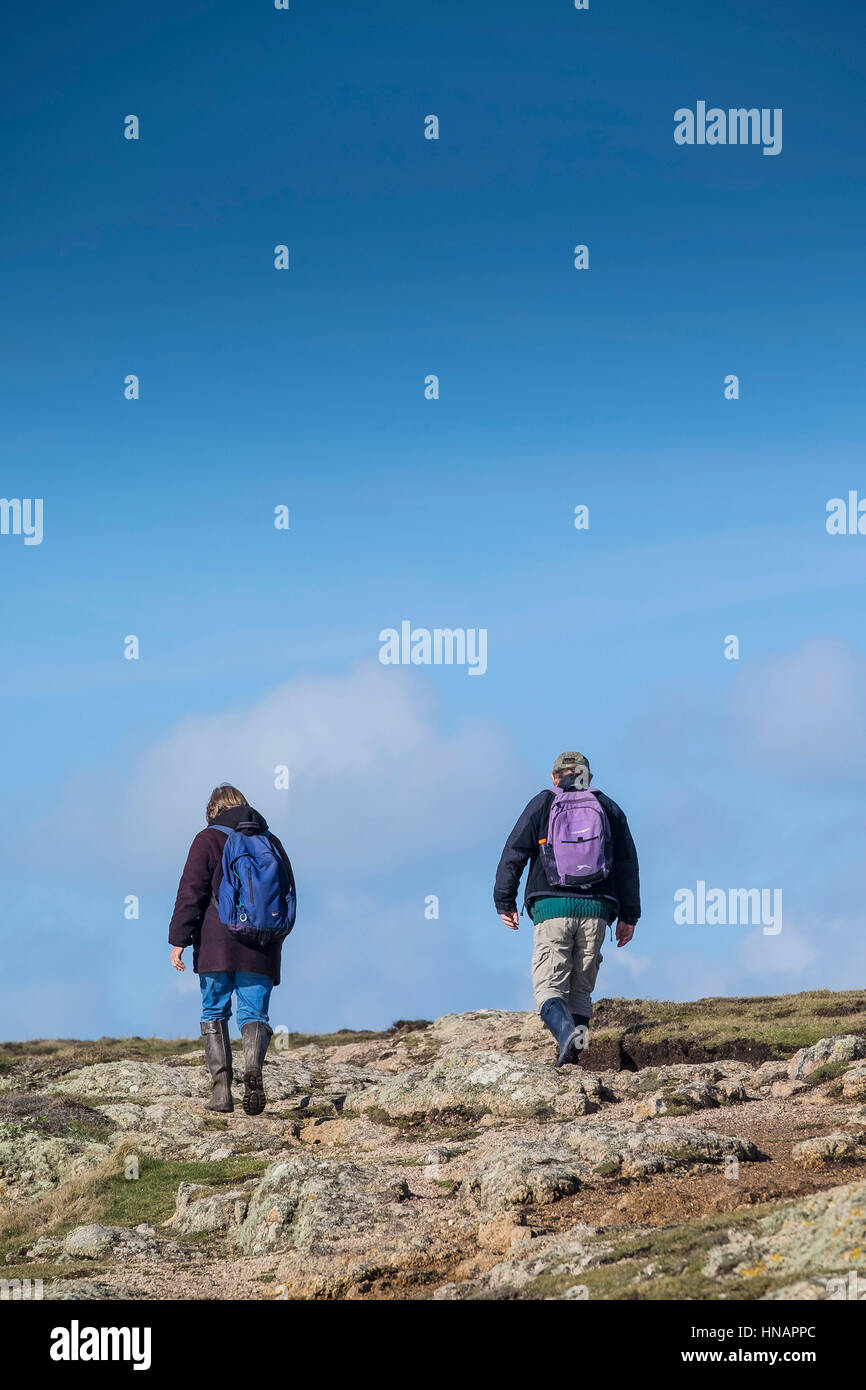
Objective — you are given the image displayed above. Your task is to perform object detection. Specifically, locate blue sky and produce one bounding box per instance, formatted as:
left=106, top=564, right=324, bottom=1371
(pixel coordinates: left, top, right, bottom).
left=2, top=0, right=865, bottom=1039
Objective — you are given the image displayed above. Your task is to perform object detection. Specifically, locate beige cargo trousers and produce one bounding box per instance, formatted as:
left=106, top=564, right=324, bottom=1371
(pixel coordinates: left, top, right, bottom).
left=531, top=914, right=610, bottom=1018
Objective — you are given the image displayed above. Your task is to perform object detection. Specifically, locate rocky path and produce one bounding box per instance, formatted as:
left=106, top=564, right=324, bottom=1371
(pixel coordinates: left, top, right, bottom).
left=2, top=1009, right=866, bottom=1300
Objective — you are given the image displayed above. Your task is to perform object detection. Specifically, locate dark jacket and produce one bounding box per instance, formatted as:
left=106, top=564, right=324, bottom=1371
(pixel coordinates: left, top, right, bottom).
left=494, top=775, right=641, bottom=924
left=168, top=805, right=293, bottom=984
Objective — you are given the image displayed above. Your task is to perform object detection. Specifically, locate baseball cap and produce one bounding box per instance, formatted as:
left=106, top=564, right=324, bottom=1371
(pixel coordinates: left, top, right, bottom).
left=552, top=751, right=591, bottom=775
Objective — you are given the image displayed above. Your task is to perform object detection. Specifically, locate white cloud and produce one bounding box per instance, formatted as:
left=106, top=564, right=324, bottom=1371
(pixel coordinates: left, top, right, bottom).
left=38, top=662, right=522, bottom=883
left=736, top=921, right=822, bottom=978
left=729, top=637, right=866, bottom=780
left=643, top=954, right=737, bottom=1001
left=600, top=947, right=653, bottom=982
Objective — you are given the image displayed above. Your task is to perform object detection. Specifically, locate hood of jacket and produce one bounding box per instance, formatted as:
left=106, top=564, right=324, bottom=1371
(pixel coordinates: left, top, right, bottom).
left=209, top=805, right=269, bottom=836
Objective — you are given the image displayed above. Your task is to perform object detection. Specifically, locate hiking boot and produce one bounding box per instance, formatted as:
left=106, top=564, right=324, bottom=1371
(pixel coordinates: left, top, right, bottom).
left=201, top=1019, right=234, bottom=1112
left=241, top=1021, right=272, bottom=1116
left=540, top=998, right=582, bottom=1068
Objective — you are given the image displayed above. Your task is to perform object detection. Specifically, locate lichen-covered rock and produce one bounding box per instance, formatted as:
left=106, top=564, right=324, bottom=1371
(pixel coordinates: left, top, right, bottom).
left=791, top=1130, right=866, bottom=1168
left=703, top=1180, right=866, bottom=1284
left=427, top=1010, right=546, bottom=1060
left=787, top=1035, right=866, bottom=1082
left=53, top=1058, right=314, bottom=1104
left=703, top=1229, right=758, bottom=1277
left=166, top=1182, right=252, bottom=1234
left=563, top=1119, right=762, bottom=1179
left=237, top=1154, right=413, bottom=1254
left=841, top=1063, right=866, bottom=1102
left=763, top=1273, right=866, bottom=1300
left=771, top=1080, right=808, bottom=1099
left=434, top=1225, right=608, bottom=1299
left=63, top=1224, right=182, bottom=1262
left=463, top=1120, right=761, bottom=1216
left=42, top=1279, right=116, bottom=1300
left=54, top=1062, right=206, bottom=1100
left=257, top=1055, right=314, bottom=1089
left=476, top=1214, right=533, bottom=1251
left=631, top=1079, right=745, bottom=1120
left=0, top=1132, right=110, bottom=1198
left=744, top=1061, right=790, bottom=1089
left=465, top=1143, right=584, bottom=1214
left=101, top=1102, right=205, bottom=1140
left=236, top=1152, right=463, bottom=1297
left=287, top=1037, right=436, bottom=1076
left=345, top=1051, right=599, bottom=1124
left=716, top=1078, right=749, bottom=1103
left=446, top=1180, right=866, bottom=1300
left=280, top=1062, right=387, bottom=1100
left=25, top=1235, right=63, bottom=1259
left=666, top=1083, right=721, bottom=1112
left=632, top=1092, right=668, bottom=1120
left=614, top=1061, right=751, bottom=1104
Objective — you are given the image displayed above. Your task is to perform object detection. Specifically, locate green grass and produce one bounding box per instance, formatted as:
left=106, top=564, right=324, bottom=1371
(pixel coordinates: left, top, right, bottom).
left=659, top=1094, right=712, bottom=1116
left=0, top=1021, right=434, bottom=1075
left=591, top=989, right=866, bottom=1057
left=0, top=1037, right=204, bottom=1072
left=98, top=1155, right=269, bottom=1229
left=0, top=1150, right=270, bottom=1275
left=802, top=1061, right=851, bottom=1088
left=271, top=1020, right=432, bottom=1052
left=1, top=1259, right=109, bottom=1284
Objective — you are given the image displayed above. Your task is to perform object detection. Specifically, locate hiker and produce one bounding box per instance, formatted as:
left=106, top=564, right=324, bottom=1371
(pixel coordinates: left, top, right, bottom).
left=494, top=752, right=640, bottom=1067
left=168, top=785, right=296, bottom=1115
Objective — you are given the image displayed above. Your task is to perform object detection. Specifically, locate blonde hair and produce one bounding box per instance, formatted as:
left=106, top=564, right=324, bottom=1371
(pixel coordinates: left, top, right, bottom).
left=206, top=784, right=248, bottom=822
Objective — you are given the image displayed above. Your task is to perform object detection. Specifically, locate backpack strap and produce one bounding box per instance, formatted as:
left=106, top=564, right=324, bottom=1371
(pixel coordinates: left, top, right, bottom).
left=208, top=824, right=230, bottom=908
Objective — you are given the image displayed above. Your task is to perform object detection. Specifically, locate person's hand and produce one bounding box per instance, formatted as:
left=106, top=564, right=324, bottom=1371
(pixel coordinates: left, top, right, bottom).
left=616, top=921, right=635, bottom=947
left=170, top=946, right=186, bottom=972
left=499, top=910, right=519, bottom=930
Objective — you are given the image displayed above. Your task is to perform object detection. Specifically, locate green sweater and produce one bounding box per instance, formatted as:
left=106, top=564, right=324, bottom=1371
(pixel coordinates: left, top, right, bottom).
left=530, top=896, right=617, bottom=925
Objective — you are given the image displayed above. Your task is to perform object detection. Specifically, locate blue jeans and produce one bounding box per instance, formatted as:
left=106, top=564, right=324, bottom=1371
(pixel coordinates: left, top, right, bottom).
left=199, top=971, right=273, bottom=1031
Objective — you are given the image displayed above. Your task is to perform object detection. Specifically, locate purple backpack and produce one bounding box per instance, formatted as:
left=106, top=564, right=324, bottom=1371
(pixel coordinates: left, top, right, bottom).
left=540, top=787, right=612, bottom=889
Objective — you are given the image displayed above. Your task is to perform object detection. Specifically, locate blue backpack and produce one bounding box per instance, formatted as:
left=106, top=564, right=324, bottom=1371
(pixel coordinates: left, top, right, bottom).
left=210, top=823, right=296, bottom=948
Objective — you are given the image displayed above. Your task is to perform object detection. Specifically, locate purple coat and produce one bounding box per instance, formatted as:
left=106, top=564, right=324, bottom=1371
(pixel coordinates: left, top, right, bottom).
left=168, top=806, right=291, bottom=984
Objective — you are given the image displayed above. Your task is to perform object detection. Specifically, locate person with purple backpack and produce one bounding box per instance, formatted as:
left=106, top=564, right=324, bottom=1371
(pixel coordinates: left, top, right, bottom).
left=168, top=785, right=296, bottom=1115
left=494, top=752, right=640, bottom=1067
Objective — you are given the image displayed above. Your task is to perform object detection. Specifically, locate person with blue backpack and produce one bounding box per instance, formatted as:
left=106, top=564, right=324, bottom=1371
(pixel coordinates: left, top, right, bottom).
left=494, top=752, right=640, bottom=1068
left=168, top=785, right=296, bottom=1115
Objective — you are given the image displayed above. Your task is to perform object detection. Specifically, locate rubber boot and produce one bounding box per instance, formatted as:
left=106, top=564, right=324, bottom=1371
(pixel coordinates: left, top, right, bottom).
left=241, top=1021, right=272, bottom=1116
left=540, top=998, right=582, bottom=1069
left=201, top=1019, right=234, bottom=1112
